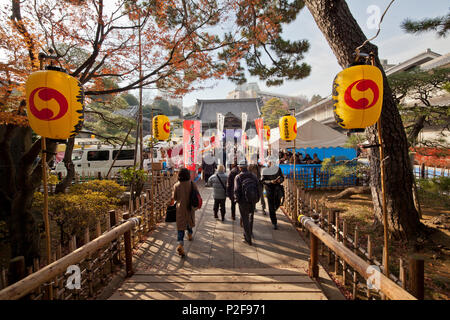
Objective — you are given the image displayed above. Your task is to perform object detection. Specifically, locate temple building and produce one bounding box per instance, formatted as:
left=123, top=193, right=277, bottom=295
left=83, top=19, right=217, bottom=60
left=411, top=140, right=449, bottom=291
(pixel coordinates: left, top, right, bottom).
left=185, top=98, right=263, bottom=133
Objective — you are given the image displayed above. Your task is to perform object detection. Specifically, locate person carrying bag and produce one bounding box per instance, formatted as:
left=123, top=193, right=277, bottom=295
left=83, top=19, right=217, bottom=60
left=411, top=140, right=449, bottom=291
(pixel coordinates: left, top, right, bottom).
left=206, top=165, right=228, bottom=221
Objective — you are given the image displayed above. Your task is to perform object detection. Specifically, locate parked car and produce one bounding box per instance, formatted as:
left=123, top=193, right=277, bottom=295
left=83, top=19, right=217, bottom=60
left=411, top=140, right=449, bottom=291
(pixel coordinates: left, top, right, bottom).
left=54, top=146, right=139, bottom=177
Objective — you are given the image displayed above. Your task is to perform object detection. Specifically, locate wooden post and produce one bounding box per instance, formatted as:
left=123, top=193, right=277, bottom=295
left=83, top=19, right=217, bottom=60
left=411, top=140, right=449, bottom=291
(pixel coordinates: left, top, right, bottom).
left=147, top=189, right=153, bottom=230
left=342, top=219, right=347, bottom=285
left=319, top=205, right=325, bottom=256
left=41, top=138, right=53, bottom=300
left=335, top=212, right=340, bottom=274
left=109, top=210, right=120, bottom=265
left=409, top=257, right=424, bottom=300
left=353, top=225, right=359, bottom=299
left=142, top=194, right=148, bottom=233
left=327, top=209, right=333, bottom=265
left=1, top=268, right=7, bottom=290
left=84, top=227, right=93, bottom=298
left=420, top=163, right=425, bottom=179
left=95, top=221, right=101, bottom=238
left=123, top=213, right=134, bottom=277
left=367, top=235, right=373, bottom=260
left=309, top=233, right=319, bottom=278
left=8, top=256, right=26, bottom=288
left=367, top=234, right=372, bottom=299
left=399, top=258, right=406, bottom=289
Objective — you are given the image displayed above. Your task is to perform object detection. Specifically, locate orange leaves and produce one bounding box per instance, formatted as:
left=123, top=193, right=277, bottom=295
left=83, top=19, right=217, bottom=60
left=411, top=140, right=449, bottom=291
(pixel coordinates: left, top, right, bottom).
left=0, top=112, right=28, bottom=127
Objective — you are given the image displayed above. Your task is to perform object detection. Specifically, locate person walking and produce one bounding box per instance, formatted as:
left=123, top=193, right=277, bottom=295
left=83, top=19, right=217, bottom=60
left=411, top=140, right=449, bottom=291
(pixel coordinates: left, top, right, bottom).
left=248, top=159, right=266, bottom=215
left=171, top=167, right=199, bottom=257
left=202, top=152, right=217, bottom=184
left=261, top=161, right=285, bottom=230
left=207, top=165, right=228, bottom=221
left=226, top=162, right=239, bottom=220
left=234, top=160, right=260, bottom=245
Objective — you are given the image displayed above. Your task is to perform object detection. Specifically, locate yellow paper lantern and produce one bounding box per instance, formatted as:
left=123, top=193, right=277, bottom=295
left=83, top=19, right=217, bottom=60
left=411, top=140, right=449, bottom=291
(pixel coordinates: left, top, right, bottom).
left=153, top=115, right=170, bottom=140
left=26, top=70, right=84, bottom=139
left=332, top=65, right=383, bottom=129
left=279, top=115, right=297, bottom=141
left=264, top=125, right=271, bottom=141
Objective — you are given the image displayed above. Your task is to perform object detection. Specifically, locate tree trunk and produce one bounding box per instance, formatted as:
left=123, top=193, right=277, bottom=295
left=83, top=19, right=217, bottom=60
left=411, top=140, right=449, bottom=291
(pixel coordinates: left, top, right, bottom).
left=327, top=186, right=370, bottom=200
left=304, top=0, right=422, bottom=241
left=408, top=115, right=426, bottom=145
left=1, top=124, right=57, bottom=266
left=55, top=137, right=75, bottom=194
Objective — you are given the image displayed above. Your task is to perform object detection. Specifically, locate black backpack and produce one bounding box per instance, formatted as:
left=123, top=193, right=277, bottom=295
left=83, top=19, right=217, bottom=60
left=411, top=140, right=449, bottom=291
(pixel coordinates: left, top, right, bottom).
left=189, top=182, right=202, bottom=210
left=241, top=174, right=259, bottom=205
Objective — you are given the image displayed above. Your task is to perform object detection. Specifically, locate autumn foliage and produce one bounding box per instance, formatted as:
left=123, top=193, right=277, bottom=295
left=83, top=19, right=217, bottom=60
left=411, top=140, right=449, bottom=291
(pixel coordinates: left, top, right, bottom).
left=0, top=0, right=312, bottom=264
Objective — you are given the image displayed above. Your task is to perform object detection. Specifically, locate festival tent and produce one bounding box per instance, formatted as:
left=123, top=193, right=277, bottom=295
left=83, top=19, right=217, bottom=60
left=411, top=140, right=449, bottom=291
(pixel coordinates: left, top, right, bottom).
left=269, top=119, right=349, bottom=149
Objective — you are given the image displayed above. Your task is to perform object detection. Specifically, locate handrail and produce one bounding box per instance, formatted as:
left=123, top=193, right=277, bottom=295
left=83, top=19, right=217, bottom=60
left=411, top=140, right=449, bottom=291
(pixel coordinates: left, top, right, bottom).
left=298, top=215, right=416, bottom=300
left=0, top=217, right=141, bottom=300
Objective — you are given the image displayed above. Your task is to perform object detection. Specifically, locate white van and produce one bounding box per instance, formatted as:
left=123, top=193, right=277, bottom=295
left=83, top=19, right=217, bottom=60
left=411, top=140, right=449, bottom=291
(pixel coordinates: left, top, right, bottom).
left=54, top=146, right=139, bottom=177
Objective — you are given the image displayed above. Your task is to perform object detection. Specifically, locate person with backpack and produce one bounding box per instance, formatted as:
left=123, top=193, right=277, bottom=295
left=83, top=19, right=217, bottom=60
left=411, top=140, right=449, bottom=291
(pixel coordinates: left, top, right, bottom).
left=226, top=162, right=239, bottom=220
left=170, top=167, right=200, bottom=257
left=261, top=161, right=285, bottom=230
left=207, top=165, right=228, bottom=221
left=249, top=158, right=266, bottom=215
left=234, top=160, right=260, bottom=245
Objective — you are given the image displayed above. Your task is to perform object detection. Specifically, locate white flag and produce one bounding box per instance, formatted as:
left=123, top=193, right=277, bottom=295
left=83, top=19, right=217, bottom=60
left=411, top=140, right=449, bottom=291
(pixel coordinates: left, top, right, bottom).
left=241, top=112, right=248, bottom=132
left=217, top=113, right=224, bottom=139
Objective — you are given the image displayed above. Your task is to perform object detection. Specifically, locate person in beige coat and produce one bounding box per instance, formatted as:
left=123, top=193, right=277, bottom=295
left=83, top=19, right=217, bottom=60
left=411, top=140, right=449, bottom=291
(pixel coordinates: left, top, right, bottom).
left=171, top=167, right=199, bottom=257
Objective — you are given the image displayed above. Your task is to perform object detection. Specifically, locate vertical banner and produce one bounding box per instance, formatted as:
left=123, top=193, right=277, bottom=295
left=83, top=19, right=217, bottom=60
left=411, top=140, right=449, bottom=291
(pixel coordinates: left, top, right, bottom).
left=183, top=120, right=201, bottom=171
left=241, top=112, right=247, bottom=151
left=217, top=113, right=224, bottom=148
left=254, top=118, right=264, bottom=165
left=242, top=112, right=248, bottom=131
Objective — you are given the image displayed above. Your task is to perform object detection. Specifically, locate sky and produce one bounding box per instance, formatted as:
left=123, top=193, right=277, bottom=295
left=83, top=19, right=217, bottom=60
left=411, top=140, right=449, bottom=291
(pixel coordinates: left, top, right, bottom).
left=180, top=0, right=450, bottom=109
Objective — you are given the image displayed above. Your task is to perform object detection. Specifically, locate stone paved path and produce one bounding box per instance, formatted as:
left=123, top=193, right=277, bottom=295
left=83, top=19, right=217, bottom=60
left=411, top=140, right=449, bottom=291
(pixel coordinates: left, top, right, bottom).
left=109, top=183, right=340, bottom=300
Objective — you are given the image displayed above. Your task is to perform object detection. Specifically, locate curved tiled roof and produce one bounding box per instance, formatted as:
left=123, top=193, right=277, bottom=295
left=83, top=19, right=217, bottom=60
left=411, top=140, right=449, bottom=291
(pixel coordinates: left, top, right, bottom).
left=194, top=98, right=262, bottom=123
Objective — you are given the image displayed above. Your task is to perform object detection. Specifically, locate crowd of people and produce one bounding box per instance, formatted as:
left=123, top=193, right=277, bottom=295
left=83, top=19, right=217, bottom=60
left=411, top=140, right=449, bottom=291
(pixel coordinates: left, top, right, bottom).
left=278, top=150, right=322, bottom=164
left=170, top=158, right=285, bottom=256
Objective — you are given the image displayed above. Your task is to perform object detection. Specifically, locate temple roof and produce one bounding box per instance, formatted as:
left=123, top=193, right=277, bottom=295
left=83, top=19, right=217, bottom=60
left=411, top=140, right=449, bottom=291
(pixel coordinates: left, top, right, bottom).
left=192, top=98, right=263, bottom=124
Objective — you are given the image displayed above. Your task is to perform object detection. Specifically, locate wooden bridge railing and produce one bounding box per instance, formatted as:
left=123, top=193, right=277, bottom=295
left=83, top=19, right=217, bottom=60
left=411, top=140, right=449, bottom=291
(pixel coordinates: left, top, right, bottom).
left=282, top=178, right=421, bottom=300
left=0, top=173, right=177, bottom=300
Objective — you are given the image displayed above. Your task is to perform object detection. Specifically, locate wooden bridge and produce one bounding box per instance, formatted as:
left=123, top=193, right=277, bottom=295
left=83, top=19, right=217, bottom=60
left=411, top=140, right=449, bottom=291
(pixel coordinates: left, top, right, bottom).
left=108, top=185, right=338, bottom=300
left=0, top=174, right=417, bottom=301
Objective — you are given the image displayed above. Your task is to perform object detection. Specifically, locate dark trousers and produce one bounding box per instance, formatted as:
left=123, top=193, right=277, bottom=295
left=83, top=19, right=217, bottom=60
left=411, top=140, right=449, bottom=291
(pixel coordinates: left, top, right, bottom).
left=230, top=200, right=236, bottom=219
left=213, top=198, right=226, bottom=218
left=204, top=173, right=212, bottom=183
left=259, top=184, right=266, bottom=210
left=238, top=202, right=255, bottom=243
left=266, top=192, right=278, bottom=226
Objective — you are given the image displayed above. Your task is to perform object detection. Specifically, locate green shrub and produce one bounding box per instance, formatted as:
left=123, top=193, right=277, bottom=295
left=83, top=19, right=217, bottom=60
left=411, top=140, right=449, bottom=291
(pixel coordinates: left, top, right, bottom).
left=417, top=176, right=450, bottom=194
left=416, top=177, right=450, bottom=209
left=118, top=166, right=147, bottom=185
left=69, top=179, right=125, bottom=199
left=47, top=191, right=116, bottom=243
left=32, top=180, right=125, bottom=245
left=321, top=158, right=368, bottom=185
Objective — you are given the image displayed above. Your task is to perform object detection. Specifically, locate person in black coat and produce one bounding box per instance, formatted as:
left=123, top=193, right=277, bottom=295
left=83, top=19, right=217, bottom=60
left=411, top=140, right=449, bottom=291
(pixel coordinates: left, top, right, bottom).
left=234, top=160, right=260, bottom=245
left=226, top=162, right=239, bottom=220
left=261, top=161, right=285, bottom=230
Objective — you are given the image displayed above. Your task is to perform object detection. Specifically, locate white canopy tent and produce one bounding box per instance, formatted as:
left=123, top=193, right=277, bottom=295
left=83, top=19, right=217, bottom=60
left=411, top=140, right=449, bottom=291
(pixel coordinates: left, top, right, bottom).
left=269, top=119, right=349, bottom=149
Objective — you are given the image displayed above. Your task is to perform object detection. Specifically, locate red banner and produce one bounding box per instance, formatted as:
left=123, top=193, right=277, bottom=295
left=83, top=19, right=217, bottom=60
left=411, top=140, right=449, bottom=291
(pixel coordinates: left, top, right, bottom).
left=255, top=118, right=264, bottom=164
left=183, top=120, right=201, bottom=171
